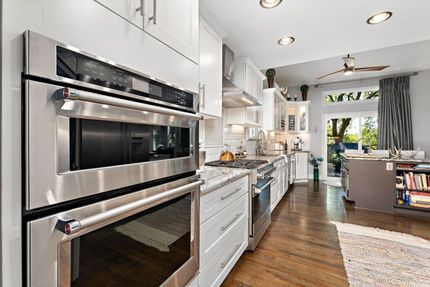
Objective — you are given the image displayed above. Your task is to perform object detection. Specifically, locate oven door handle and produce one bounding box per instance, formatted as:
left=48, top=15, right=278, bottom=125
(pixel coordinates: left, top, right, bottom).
left=253, top=177, right=275, bottom=196
left=56, top=179, right=205, bottom=235
left=55, top=87, right=203, bottom=120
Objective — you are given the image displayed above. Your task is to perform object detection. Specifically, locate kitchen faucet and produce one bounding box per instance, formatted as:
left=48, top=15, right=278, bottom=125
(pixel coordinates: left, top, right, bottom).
left=257, top=130, right=266, bottom=156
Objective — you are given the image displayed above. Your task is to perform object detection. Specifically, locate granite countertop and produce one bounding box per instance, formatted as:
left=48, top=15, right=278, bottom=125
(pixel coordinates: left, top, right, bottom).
left=198, top=166, right=251, bottom=195
left=342, top=153, right=430, bottom=164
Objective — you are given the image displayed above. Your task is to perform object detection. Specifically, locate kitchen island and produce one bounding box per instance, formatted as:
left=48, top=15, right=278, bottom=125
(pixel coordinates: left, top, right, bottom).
left=342, top=154, right=430, bottom=217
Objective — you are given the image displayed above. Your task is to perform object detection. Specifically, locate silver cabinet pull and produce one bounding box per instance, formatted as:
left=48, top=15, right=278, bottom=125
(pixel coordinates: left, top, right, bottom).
left=56, top=179, right=205, bottom=235
left=55, top=88, right=203, bottom=120
left=202, top=84, right=206, bottom=109
left=199, top=83, right=206, bottom=109
left=220, top=186, right=242, bottom=200
left=136, top=0, right=144, bottom=16
left=149, top=0, right=157, bottom=24
left=221, top=244, right=241, bottom=268
left=220, top=213, right=242, bottom=231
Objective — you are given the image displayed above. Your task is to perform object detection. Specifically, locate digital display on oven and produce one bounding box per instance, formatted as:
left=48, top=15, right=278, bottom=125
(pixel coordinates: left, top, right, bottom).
left=56, top=46, right=194, bottom=110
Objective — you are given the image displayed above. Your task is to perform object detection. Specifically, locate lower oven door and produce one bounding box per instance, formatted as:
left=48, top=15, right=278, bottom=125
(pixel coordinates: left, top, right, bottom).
left=25, top=80, right=200, bottom=210
left=251, top=177, right=274, bottom=236
left=27, top=176, right=203, bottom=287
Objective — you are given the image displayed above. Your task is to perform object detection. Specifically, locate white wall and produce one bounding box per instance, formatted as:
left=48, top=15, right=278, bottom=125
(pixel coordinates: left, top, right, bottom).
left=1, top=1, right=199, bottom=286
left=410, top=70, right=430, bottom=153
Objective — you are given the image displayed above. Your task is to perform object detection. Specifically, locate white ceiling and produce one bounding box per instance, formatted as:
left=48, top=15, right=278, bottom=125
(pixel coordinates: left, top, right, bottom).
left=275, top=39, right=430, bottom=87
left=201, top=0, right=430, bottom=70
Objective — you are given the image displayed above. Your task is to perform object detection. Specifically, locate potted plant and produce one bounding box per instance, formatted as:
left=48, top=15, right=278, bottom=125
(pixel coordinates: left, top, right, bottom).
left=300, top=84, right=309, bottom=101
left=309, top=154, right=323, bottom=181
left=266, top=68, right=276, bottom=88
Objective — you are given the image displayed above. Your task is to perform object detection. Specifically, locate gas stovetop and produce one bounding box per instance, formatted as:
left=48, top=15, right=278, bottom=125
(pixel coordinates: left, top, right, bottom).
left=205, top=159, right=268, bottom=170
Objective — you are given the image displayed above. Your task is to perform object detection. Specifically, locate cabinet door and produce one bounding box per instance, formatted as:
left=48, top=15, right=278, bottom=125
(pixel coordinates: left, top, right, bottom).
left=143, top=0, right=199, bottom=63
left=244, top=64, right=255, bottom=96
left=295, top=153, right=308, bottom=180
left=95, top=0, right=144, bottom=27
left=246, top=106, right=262, bottom=127
left=199, top=19, right=222, bottom=118
left=298, top=103, right=308, bottom=132
left=287, top=104, right=297, bottom=132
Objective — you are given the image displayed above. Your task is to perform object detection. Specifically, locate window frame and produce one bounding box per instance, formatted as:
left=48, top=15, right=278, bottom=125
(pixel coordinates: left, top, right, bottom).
left=322, top=86, right=380, bottom=106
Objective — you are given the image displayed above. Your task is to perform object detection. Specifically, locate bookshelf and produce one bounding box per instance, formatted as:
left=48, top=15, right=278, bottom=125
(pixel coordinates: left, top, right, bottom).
left=395, top=162, right=430, bottom=213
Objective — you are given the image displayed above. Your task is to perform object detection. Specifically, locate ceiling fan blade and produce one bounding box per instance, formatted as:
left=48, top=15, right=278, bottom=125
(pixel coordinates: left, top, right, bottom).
left=317, top=68, right=345, bottom=80
left=355, top=65, right=390, bottom=72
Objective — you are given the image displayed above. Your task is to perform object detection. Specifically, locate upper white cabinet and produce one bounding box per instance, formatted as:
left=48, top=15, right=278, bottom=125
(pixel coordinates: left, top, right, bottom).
left=262, top=88, right=288, bottom=132
left=143, top=0, right=199, bottom=63
left=287, top=101, right=310, bottom=133
left=199, top=18, right=222, bottom=118
left=96, top=0, right=199, bottom=63
left=233, top=57, right=265, bottom=103
left=225, top=106, right=262, bottom=127
left=95, top=0, right=144, bottom=27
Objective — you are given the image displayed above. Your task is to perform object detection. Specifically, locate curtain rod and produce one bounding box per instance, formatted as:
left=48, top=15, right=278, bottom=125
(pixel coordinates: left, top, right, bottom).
left=314, top=71, right=418, bottom=88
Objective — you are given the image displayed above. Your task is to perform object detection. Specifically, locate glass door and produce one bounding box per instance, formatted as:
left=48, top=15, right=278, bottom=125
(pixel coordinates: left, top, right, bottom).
left=325, top=114, right=378, bottom=178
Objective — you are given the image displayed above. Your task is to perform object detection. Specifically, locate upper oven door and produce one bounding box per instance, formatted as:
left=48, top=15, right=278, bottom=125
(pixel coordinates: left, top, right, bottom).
left=25, top=80, right=200, bottom=210
left=27, top=176, right=203, bottom=287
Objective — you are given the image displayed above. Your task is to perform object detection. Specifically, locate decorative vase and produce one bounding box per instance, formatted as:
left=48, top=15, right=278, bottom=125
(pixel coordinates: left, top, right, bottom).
left=300, top=85, right=309, bottom=101
left=267, top=77, right=274, bottom=88
left=313, top=167, right=320, bottom=181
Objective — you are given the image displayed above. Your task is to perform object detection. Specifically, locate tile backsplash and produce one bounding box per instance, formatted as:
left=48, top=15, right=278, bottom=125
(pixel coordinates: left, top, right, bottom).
left=200, top=109, right=310, bottom=163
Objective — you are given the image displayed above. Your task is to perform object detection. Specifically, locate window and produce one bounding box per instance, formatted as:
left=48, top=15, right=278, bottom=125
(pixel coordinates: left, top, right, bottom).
left=324, top=87, right=379, bottom=104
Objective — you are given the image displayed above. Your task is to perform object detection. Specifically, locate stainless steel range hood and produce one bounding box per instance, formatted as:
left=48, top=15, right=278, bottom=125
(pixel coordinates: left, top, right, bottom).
left=222, top=45, right=261, bottom=108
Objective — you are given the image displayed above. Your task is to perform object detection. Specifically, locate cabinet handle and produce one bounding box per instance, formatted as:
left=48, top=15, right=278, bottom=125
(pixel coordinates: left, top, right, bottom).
left=221, top=213, right=242, bottom=231
left=149, top=0, right=157, bottom=24
left=199, top=83, right=206, bottom=109
left=135, top=0, right=144, bottom=16
left=220, top=186, right=241, bottom=200
left=221, top=244, right=241, bottom=268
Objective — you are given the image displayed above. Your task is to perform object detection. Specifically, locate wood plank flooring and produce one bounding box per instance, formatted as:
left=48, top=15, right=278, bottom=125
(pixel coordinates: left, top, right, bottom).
left=222, top=182, right=430, bottom=287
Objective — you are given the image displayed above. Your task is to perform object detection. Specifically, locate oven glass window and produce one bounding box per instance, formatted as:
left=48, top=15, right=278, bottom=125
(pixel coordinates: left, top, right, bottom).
left=69, top=194, right=191, bottom=287
left=70, top=119, right=191, bottom=170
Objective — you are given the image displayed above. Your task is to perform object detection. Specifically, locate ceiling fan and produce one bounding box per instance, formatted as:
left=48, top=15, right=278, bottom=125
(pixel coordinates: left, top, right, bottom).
left=317, top=54, right=390, bottom=80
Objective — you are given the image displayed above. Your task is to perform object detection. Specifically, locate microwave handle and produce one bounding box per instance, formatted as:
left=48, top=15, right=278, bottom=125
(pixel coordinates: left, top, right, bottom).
left=56, top=179, right=205, bottom=235
left=55, top=88, right=203, bottom=121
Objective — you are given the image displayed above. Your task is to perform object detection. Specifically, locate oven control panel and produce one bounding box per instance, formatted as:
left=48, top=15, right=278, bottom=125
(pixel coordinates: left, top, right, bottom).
left=257, top=163, right=275, bottom=179
left=56, top=46, right=195, bottom=110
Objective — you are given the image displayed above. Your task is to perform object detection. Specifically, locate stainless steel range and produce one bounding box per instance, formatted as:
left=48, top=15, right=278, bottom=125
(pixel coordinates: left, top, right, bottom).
left=205, top=159, right=276, bottom=251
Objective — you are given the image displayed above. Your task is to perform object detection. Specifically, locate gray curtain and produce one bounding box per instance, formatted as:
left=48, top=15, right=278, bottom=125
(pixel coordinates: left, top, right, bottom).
left=377, top=76, right=413, bottom=150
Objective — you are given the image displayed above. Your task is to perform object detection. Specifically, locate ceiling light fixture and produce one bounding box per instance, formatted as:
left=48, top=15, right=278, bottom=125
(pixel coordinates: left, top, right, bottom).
left=367, top=11, right=393, bottom=25
left=278, top=36, right=295, bottom=46
left=259, top=0, right=282, bottom=9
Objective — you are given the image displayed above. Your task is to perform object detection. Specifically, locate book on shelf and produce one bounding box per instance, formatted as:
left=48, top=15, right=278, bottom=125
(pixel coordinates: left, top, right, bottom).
left=398, top=191, right=430, bottom=209
left=415, top=164, right=430, bottom=169
left=399, top=172, right=430, bottom=191
left=398, top=163, right=415, bottom=169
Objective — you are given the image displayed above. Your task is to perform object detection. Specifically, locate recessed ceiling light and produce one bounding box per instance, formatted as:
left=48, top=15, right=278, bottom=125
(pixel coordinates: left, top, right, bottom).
left=278, top=36, right=295, bottom=46
left=259, top=0, right=282, bottom=9
left=367, top=11, right=393, bottom=25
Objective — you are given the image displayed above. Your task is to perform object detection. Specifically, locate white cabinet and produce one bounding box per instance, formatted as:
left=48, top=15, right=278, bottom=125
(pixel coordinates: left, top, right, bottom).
left=263, top=88, right=288, bottom=132
left=287, top=101, right=310, bottom=133
left=271, top=158, right=287, bottom=212
left=233, top=57, right=265, bottom=103
left=200, top=175, right=249, bottom=287
left=199, top=18, right=222, bottom=118
left=295, top=152, right=309, bottom=182
left=96, top=0, right=199, bottom=63
left=95, top=0, right=144, bottom=27
left=225, top=106, right=262, bottom=127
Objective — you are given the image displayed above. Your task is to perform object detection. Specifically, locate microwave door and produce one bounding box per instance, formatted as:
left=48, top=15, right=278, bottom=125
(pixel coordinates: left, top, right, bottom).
left=25, top=80, right=200, bottom=210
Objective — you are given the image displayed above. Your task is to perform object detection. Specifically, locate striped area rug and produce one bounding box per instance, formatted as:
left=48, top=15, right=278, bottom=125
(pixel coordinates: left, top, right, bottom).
left=332, top=221, right=430, bottom=287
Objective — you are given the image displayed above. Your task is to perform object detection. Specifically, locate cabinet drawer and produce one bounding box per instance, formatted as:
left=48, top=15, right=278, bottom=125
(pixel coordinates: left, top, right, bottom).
left=200, top=176, right=248, bottom=223
left=200, top=193, right=248, bottom=267
left=199, top=220, right=248, bottom=287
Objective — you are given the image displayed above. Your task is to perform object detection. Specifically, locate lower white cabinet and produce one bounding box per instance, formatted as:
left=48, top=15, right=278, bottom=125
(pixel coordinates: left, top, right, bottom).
left=270, top=158, right=288, bottom=212
left=199, top=175, right=249, bottom=287
left=295, top=152, right=309, bottom=182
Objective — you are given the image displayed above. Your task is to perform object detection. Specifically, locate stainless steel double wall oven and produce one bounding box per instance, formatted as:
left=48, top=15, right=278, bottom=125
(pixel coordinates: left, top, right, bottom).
left=23, top=31, right=203, bottom=287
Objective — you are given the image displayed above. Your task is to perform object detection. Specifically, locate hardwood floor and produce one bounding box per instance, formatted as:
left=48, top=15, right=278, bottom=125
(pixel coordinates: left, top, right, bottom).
left=222, top=182, right=430, bottom=287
